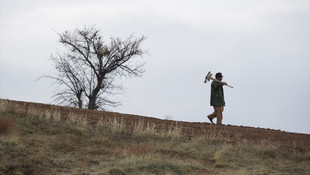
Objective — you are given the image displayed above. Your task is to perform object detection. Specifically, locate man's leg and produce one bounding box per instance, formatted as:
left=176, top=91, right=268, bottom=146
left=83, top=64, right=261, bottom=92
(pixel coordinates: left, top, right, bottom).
left=216, top=106, right=224, bottom=124
left=208, top=106, right=217, bottom=124
left=208, top=107, right=217, bottom=119
left=207, top=106, right=217, bottom=124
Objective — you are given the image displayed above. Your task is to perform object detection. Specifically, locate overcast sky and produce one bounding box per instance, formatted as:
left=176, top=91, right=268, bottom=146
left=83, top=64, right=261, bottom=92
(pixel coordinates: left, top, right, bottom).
left=1, top=0, right=309, bottom=134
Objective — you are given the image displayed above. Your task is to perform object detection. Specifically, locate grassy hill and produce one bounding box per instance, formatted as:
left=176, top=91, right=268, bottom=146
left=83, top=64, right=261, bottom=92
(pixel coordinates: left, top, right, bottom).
left=0, top=99, right=309, bottom=175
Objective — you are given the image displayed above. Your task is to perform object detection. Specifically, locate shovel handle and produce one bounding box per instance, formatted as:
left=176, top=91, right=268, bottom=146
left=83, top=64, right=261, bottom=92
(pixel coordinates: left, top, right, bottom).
left=206, top=74, right=233, bottom=88
left=225, top=84, right=233, bottom=88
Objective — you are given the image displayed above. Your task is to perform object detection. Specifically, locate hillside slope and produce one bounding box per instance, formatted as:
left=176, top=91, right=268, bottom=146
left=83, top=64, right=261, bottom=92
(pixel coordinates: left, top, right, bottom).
left=3, top=99, right=310, bottom=151
left=0, top=99, right=310, bottom=175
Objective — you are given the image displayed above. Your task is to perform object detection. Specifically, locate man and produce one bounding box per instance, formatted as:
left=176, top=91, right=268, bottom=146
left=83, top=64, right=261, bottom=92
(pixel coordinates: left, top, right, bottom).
left=207, top=72, right=227, bottom=125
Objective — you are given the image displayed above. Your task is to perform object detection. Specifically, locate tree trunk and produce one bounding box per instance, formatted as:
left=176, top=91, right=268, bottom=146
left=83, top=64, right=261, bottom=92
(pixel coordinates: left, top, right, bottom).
left=88, top=98, right=96, bottom=110
left=87, top=79, right=102, bottom=110
left=78, top=99, right=83, bottom=108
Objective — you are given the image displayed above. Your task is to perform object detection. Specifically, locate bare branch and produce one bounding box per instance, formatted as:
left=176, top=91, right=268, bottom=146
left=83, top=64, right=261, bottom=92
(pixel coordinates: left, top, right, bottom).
left=41, top=26, right=146, bottom=110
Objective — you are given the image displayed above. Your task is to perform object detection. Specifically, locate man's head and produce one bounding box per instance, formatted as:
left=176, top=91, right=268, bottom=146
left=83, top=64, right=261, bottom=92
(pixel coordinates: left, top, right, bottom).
left=215, top=72, right=223, bottom=81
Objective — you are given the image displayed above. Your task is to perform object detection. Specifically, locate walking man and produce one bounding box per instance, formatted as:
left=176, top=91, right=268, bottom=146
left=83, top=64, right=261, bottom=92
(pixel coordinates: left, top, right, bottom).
left=207, top=72, right=227, bottom=125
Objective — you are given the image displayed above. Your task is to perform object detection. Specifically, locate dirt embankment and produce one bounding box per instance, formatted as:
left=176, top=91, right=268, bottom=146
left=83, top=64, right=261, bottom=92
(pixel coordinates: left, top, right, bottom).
left=2, top=99, right=310, bottom=151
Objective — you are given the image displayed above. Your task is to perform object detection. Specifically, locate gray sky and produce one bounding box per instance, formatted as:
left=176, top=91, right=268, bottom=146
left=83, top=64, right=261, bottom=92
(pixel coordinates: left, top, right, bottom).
left=1, top=0, right=309, bottom=134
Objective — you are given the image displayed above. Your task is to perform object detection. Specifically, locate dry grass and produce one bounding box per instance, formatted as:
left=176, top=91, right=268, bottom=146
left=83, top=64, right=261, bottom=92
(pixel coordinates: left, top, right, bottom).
left=0, top=99, right=310, bottom=175
left=132, top=120, right=182, bottom=139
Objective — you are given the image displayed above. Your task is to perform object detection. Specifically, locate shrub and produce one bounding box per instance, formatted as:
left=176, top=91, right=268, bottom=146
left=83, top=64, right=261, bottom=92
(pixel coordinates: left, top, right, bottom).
left=0, top=116, right=14, bottom=136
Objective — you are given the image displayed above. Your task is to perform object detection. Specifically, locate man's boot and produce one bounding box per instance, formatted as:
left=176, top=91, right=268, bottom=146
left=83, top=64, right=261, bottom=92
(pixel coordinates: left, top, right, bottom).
left=207, top=116, right=214, bottom=124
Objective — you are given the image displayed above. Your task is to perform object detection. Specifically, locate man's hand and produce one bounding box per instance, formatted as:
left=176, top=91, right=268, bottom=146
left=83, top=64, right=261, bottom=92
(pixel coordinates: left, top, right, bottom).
left=222, top=82, right=228, bottom=85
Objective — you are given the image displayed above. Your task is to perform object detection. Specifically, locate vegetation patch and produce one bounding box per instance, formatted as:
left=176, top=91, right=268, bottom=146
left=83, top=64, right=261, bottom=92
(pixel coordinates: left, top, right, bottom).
left=0, top=99, right=310, bottom=175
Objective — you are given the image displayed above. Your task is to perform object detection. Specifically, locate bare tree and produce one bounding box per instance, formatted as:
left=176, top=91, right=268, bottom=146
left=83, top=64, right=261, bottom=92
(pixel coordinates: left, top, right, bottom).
left=43, top=26, right=146, bottom=110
